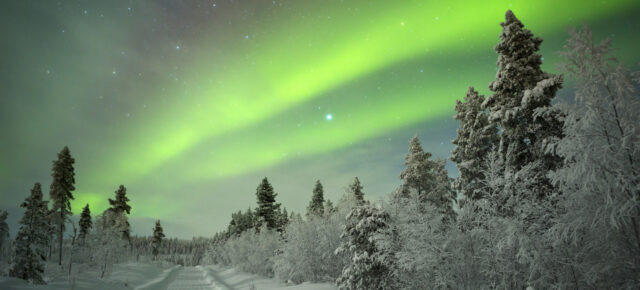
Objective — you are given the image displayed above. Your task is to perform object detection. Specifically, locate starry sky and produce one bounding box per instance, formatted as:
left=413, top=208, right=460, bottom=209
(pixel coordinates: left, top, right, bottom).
left=1, top=0, right=639, bottom=238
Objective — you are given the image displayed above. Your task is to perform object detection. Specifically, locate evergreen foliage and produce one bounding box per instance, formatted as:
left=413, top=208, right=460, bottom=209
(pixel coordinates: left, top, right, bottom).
left=347, top=177, right=364, bottom=202
left=10, top=183, right=50, bottom=284
left=108, top=185, right=132, bottom=242
left=307, top=180, right=325, bottom=217
left=49, top=146, right=76, bottom=265
left=0, top=210, right=8, bottom=254
left=451, top=87, right=499, bottom=200
left=151, top=220, right=165, bottom=261
left=336, top=204, right=397, bottom=290
left=255, top=178, right=281, bottom=231
left=78, top=203, right=92, bottom=245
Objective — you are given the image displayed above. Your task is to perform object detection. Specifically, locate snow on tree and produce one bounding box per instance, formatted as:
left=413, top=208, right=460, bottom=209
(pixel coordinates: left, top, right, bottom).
left=92, top=210, right=129, bottom=278
left=548, top=25, right=640, bottom=288
left=78, top=203, right=92, bottom=246
left=307, top=180, right=325, bottom=217
left=9, top=183, right=50, bottom=284
left=275, top=204, right=349, bottom=284
left=49, top=146, right=76, bottom=265
left=400, top=135, right=456, bottom=220
left=255, top=178, right=281, bottom=231
left=107, top=185, right=132, bottom=243
left=451, top=87, right=499, bottom=200
left=151, top=220, right=165, bottom=261
left=347, top=177, right=364, bottom=202
left=482, top=10, right=563, bottom=200
left=336, top=204, right=397, bottom=290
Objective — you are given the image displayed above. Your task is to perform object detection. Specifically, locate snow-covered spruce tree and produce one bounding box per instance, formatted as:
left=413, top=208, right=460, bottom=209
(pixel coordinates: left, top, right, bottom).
left=0, top=210, right=8, bottom=259
left=451, top=87, right=499, bottom=200
left=347, top=177, right=364, bottom=203
left=255, top=178, right=281, bottom=231
left=151, top=220, right=165, bottom=261
left=483, top=10, right=563, bottom=200
left=78, top=203, right=92, bottom=246
left=49, top=146, right=76, bottom=265
left=548, top=26, right=640, bottom=288
left=10, top=183, right=50, bottom=284
left=400, top=135, right=456, bottom=220
left=107, top=185, right=132, bottom=243
left=307, top=180, right=325, bottom=217
left=336, top=204, right=397, bottom=290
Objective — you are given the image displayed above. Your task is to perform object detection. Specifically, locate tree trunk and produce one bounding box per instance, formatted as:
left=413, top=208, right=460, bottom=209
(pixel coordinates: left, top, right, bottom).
left=58, top=210, right=63, bottom=266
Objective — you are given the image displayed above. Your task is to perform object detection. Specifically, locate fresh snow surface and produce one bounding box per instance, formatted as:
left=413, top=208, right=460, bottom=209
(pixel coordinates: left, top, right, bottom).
left=0, top=263, right=337, bottom=290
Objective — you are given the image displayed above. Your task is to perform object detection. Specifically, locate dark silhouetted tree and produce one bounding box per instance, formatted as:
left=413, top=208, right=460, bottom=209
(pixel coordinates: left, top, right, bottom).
left=151, top=220, right=165, bottom=261
left=78, top=204, right=92, bottom=246
left=10, top=183, right=50, bottom=284
left=307, top=180, right=325, bottom=217
left=348, top=177, right=365, bottom=203
left=49, top=146, right=75, bottom=265
left=255, top=178, right=281, bottom=230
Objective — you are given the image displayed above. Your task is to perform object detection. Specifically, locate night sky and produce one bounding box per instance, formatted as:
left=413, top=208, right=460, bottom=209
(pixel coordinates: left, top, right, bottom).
left=1, top=0, right=639, bottom=238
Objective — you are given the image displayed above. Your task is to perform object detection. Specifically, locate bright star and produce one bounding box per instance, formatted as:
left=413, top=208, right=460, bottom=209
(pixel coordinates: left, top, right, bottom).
left=326, top=114, right=333, bottom=121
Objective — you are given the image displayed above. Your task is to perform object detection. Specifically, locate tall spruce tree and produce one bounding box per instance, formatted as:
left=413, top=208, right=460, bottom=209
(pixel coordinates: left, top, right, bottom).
left=348, top=177, right=365, bottom=202
left=255, top=178, right=281, bottom=230
left=451, top=87, right=499, bottom=200
left=400, top=135, right=436, bottom=199
left=49, top=146, right=76, bottom=265
left=151, top=220, right=165, bottom=261
left=482, top=10, right=564, bottom=199
left=400, top=135, right=456, bottom=218
left=307, top=180, right=325, bottom=217
left=108, top=185, right=132, bottom=243
left=10, top=183, right=50, bottom=284
left=78, top=204, right=92, bottom=246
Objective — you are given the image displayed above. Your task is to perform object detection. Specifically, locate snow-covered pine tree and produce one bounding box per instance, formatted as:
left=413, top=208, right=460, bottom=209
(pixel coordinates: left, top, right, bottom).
left=549, top=25, right=640, bottom=288
left=336, top=204, right=397, bottom=290
left=151, top=220, right=165, bottom=261
left=347, top=177, right=364, bottom=203
left=482, top=10, right=564, bottom=201
left=307, top=180, right=325, bottom=217
left=0, top=210, right=9, bottom=259
left=107, top=185, right=132, bottom=243
left=78, top=203, right=92, bottom=246
left=255, top=178, right=281, bottom=231
left=451, top=87, right=499, bottom=200
left=49, top=146, right=76, bottom=265
left=10, top=183, right=50, bottom=284
left=400, top=135, right=435, bottom=200
left=400, top=135, right=456, bottom=219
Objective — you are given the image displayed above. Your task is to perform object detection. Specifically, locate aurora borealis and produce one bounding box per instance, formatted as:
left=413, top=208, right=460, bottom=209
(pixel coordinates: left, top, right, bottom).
left=2, top=0, right=639, bottom=238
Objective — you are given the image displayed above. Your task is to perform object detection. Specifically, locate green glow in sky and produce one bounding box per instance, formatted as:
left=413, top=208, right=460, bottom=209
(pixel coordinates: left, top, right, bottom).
left=2, top=0, right=639, bottom=237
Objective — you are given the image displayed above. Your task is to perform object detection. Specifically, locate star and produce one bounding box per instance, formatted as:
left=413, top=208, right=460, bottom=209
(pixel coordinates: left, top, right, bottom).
left=326, top=114, right=333, bottom=121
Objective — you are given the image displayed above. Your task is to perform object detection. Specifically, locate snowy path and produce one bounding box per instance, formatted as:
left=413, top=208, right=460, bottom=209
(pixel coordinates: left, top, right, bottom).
left=164, top=266, right=232, bottom=290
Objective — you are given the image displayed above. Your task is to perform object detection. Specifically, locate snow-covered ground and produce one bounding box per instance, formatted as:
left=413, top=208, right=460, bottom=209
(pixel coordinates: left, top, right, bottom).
left=0, top=263, right=337, bottom=290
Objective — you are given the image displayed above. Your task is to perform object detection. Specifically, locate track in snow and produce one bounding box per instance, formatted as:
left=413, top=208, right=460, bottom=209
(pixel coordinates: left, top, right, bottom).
left=165, top=266, right=230, bottom=290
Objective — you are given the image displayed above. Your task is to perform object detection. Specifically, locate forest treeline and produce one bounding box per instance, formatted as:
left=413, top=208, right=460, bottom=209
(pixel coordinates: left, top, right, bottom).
left=204, top=10, right=640, bottom=289
left=0, top=9, right=638, bottom=289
